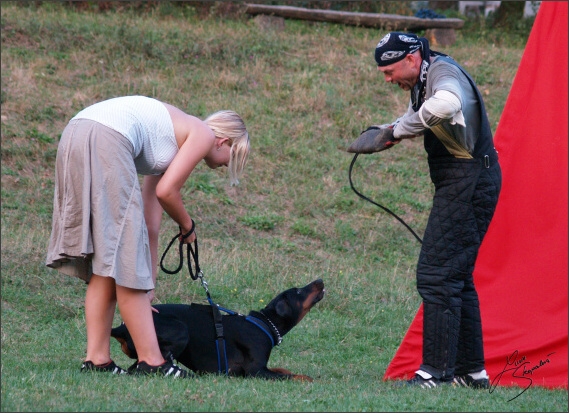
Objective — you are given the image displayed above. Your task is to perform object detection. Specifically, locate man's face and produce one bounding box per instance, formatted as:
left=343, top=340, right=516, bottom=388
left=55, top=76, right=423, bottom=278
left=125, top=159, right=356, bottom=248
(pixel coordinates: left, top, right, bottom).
left=377, top=54, right=419, bottom=91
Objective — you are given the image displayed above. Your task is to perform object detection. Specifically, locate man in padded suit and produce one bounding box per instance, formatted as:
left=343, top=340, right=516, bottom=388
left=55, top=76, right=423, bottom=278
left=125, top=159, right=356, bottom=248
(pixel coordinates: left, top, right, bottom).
left=371, top=32, right=502, bottom=388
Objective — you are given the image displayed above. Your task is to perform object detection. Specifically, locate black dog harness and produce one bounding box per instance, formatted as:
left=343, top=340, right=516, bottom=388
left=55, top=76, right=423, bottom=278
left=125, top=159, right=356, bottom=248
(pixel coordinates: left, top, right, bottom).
left=160, top=222, right=281, bottom=374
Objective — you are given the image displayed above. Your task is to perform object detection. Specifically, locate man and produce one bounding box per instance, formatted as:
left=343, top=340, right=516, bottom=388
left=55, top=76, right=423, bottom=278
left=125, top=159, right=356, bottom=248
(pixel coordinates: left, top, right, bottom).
left=368, top=32, right=502, bottom=388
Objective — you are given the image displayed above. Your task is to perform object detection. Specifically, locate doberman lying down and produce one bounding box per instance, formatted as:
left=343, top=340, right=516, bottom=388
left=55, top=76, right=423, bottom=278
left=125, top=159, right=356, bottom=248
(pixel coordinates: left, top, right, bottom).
left=111, top=279, right=325, bottom=381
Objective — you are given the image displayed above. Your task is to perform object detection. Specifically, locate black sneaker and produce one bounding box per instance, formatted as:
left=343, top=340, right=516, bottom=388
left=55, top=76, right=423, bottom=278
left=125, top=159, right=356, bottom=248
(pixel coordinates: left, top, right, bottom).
left=127, top=360, right=138, bottom=374
left=81, top=360, right=128, bottom=374
left=405, top=372, right=449, bottom=388
left=453, top=374, right=490, bottom=389
left=133, top=359, right=193, bottom=378
left=128, top=352, right=179, bottom=375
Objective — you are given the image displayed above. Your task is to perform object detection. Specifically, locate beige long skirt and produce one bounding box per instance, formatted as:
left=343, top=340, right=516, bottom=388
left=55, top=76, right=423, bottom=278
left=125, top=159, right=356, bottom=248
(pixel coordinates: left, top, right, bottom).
left=45, top=119, right=154, bottom=290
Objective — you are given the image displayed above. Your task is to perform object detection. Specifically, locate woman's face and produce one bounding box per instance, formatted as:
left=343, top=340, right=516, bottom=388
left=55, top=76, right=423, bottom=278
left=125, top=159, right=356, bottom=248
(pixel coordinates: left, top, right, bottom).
left=204, top=140, right=231, bottom=169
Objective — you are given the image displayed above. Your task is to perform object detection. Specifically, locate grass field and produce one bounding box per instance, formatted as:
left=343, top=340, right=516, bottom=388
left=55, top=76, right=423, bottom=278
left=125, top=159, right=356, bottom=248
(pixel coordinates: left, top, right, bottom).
left=1, top=2, right=567, bottom=412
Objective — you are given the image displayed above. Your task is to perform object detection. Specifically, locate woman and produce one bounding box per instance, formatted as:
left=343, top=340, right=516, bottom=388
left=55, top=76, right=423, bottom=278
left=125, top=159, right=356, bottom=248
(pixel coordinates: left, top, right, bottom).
left=46, top=95, right=250, bottom=377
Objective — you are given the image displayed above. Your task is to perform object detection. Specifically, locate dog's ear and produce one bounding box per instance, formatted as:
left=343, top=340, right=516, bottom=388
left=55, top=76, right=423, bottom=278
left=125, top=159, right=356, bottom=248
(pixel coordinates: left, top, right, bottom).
left=275, top=300, right=291, bottom=318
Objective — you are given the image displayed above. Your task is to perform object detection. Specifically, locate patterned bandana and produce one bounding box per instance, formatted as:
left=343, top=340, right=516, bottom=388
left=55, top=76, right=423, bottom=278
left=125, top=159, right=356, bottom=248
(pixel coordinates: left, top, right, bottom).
left=374, top=32, right=422, bottom=67
left=375, top=32, right=445, bottom=112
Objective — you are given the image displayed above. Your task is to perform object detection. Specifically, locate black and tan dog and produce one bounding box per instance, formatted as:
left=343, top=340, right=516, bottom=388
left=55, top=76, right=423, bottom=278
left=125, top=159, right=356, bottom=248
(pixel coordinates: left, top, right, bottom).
left=111, top=279, right=325, bottom=380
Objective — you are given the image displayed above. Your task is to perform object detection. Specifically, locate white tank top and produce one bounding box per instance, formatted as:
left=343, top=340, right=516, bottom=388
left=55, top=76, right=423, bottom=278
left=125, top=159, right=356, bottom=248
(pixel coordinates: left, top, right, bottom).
left=72, top=95, right=177, bottom=175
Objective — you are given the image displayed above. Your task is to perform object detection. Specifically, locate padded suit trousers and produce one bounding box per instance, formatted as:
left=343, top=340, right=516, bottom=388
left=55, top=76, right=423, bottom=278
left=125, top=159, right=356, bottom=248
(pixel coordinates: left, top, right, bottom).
left=417, top=157, right=501, bottom=380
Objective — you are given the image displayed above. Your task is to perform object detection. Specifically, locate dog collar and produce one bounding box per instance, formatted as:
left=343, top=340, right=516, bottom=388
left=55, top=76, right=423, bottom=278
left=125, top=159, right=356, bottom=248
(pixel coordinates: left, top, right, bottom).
left=246, top=311, right=282, bottom=346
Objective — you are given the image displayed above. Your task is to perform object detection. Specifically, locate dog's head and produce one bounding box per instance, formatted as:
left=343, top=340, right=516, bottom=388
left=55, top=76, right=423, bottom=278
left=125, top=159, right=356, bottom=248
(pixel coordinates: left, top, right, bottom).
left=261, top=278, right=325, bottom=336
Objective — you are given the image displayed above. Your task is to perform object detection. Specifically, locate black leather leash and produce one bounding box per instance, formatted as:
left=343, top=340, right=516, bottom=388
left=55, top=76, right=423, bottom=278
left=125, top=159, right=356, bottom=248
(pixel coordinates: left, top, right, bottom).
left=348, top=153, right=423, bottom=244
left=159, top=219, right=229, bottom=374
left=160, top=219, right=201, bottom=279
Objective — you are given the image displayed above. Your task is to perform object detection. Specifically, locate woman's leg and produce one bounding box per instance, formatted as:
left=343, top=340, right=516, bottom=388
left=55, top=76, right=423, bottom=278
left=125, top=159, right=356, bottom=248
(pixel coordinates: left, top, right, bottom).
left=116, top=285, right=165, bottom=366
left=85, top=274, right=117, bottom=365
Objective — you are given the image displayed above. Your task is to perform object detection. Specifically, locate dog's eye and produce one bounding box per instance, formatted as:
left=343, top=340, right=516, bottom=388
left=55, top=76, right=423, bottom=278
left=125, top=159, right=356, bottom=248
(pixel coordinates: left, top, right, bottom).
left=296, top=289, right=301, bottom=294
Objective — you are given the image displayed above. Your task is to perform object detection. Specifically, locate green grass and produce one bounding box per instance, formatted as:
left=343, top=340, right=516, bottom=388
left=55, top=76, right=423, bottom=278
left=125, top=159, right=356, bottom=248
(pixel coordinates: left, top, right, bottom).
left=1, top=2, right=567, bottom=412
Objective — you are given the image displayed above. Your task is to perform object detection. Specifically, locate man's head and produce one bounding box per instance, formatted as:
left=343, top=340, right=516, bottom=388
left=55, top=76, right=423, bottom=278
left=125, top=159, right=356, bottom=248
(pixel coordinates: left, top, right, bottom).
left=375, top=32, right=424, bottom=91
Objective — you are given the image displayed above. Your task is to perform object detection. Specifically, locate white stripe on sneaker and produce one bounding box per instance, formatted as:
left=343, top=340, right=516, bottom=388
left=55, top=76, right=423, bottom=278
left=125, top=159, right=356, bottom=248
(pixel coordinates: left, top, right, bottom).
left=421, top=379, right=439, bottom=388
left=453, top=377, right=468, bottom=386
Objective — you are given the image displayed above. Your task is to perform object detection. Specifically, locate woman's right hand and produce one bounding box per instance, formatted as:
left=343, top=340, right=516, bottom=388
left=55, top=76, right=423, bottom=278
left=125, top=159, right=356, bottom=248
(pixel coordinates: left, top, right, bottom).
left=179, top=224, right=196, bottom=244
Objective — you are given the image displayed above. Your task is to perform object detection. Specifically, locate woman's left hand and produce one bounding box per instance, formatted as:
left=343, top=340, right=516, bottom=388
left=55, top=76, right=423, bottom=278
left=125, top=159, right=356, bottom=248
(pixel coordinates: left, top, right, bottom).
left=147, top=290, right=159, bottom=313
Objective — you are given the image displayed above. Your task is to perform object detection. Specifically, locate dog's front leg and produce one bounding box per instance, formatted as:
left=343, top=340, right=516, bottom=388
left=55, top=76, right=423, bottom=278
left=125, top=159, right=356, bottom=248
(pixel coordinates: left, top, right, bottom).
left=252, top=367, right=313, bottom=382
left=269, top=367, right=314, bottom=382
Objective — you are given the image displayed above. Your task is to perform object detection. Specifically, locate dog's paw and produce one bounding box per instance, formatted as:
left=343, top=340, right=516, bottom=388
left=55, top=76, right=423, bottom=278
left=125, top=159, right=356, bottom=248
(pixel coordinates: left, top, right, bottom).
left=268, top=368, right=314, bottom=382
left=291, top=374, right=314, bottom=382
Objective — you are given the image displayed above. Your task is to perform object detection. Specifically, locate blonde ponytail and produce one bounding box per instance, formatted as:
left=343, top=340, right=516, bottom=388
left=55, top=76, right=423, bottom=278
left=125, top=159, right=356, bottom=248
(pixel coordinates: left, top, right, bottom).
left=204, top=110, right=250, bottom=185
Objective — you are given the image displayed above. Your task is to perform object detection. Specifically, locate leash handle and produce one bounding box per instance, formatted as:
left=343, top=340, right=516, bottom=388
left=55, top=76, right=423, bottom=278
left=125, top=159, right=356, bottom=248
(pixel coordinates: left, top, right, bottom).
left=186, top=238, right=201, bottom=281
left=159, top=232, right=184, bottom=275
left=159, top=219, right=202, bottom=278
left=159, top=220, right=222, bottom=315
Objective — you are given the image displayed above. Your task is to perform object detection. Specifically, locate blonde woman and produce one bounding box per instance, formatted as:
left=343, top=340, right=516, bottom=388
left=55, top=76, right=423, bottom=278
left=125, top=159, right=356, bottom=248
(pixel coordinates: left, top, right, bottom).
left=46, top=96, right=250, bottom=377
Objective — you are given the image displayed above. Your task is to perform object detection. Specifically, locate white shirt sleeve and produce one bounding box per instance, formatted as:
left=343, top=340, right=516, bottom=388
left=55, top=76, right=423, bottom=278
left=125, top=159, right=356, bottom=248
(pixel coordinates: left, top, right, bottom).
left=419, top=90, right=465, bottom=128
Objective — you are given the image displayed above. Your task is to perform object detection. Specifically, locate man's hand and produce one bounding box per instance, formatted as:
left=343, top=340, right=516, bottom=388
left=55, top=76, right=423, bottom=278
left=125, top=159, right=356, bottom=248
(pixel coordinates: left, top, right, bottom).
left=347, top=125, right=401, bottom=154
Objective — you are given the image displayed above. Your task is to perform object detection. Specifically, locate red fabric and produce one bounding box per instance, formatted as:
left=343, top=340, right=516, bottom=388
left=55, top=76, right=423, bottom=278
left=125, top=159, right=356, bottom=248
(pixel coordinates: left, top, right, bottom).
left=383, top=1, right=568, bottom=389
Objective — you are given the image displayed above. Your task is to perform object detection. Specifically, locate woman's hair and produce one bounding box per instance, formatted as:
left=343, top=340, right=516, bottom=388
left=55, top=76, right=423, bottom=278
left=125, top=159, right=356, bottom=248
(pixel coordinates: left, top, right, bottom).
left=204, top=110, right=250, bottom=186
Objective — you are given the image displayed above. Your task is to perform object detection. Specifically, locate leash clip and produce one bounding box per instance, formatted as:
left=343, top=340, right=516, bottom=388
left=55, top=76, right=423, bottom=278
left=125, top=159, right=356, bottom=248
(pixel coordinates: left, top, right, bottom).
left=197, top=271, right=209, bottom=294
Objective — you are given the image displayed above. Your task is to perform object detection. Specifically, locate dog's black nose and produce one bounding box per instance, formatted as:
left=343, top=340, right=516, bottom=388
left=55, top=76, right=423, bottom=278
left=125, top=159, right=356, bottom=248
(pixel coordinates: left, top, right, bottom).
left=312, top=278, right=324, bottom=288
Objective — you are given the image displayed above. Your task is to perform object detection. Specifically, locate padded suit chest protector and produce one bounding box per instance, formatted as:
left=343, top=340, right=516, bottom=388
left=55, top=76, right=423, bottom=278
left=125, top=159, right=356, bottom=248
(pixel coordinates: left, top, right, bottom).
left=415, top=57, right=502, bottom=380
left=423, top=56, right=497, bottom=163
